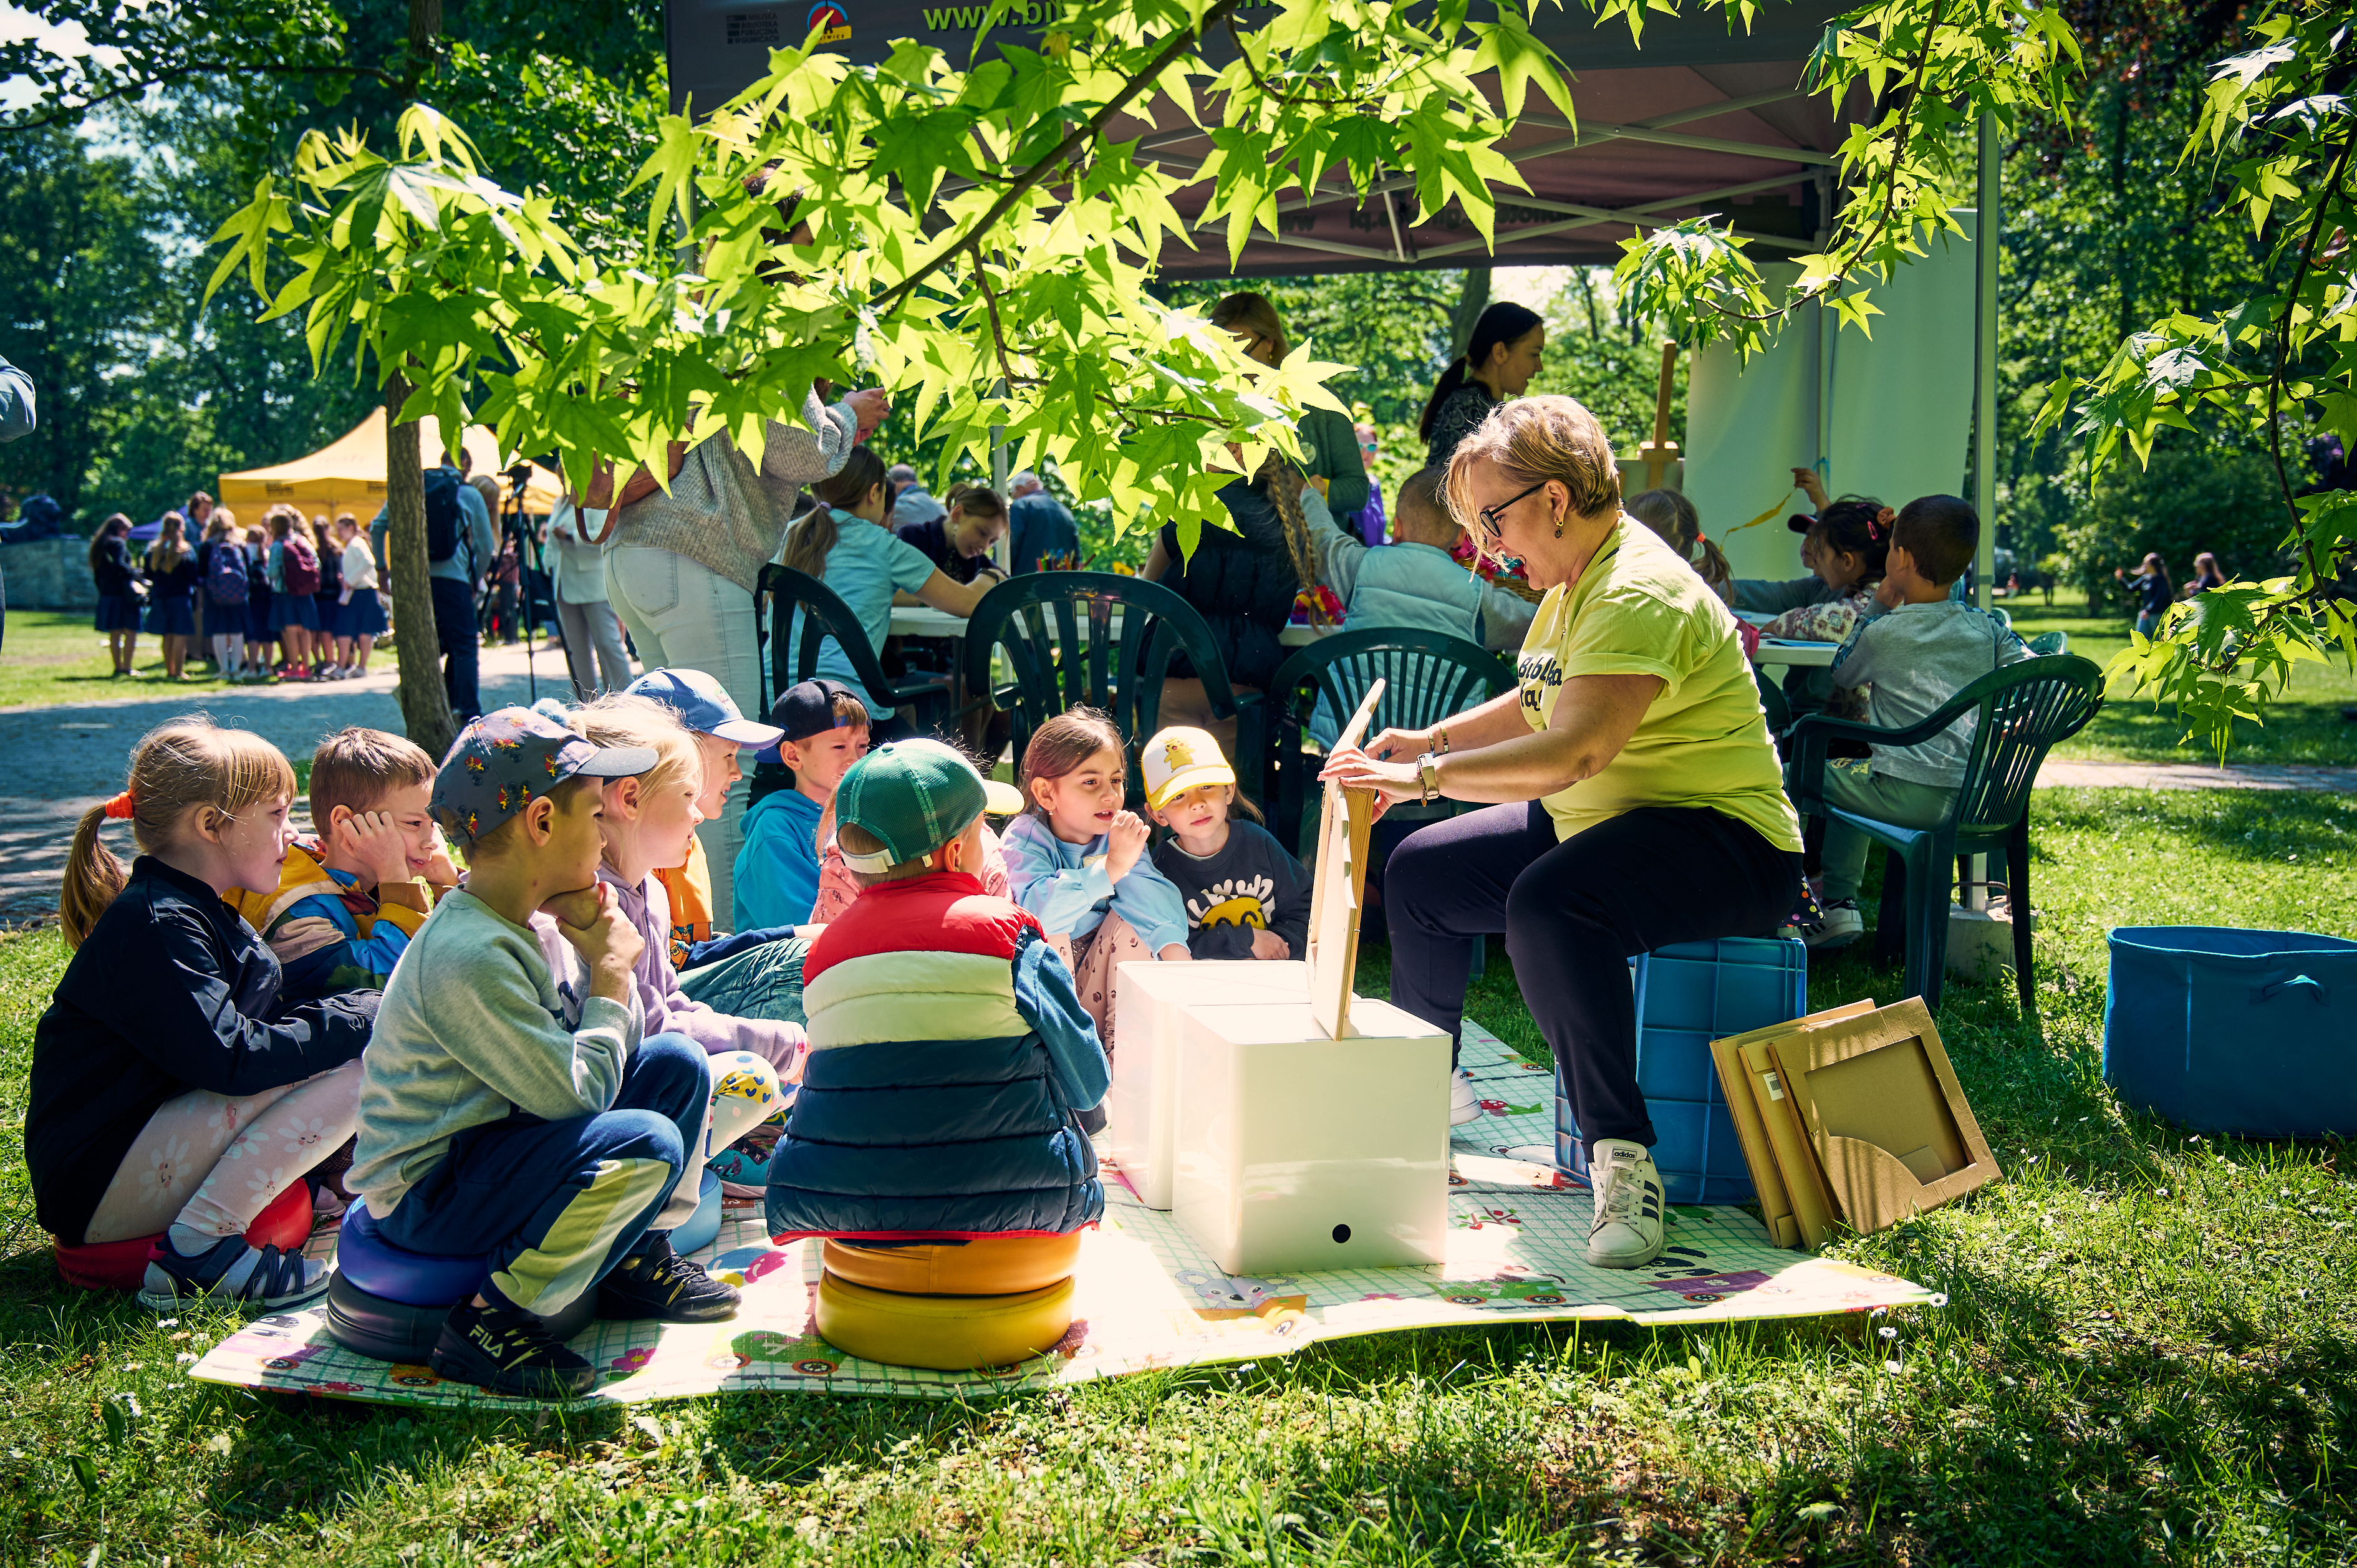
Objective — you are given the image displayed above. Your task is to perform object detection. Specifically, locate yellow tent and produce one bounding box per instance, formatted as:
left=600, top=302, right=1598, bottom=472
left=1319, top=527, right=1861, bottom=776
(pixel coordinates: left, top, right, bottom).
left=217, top=409, right=564, bottom=521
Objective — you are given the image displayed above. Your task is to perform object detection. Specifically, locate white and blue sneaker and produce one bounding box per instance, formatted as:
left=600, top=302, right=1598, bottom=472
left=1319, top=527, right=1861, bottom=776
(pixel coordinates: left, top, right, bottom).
left=137, top=1230, right=329, bottom=1312
left=1585, top=1139, right=1665, bottom=1269
left=1450, top=1069, right=1482, bottom=1126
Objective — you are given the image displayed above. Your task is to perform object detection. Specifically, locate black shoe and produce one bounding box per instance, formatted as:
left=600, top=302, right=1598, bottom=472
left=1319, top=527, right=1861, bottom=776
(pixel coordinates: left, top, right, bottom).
left=429, top=1296, right=597, bottom=1398
left=597, top=1233, right=741, bottom=1323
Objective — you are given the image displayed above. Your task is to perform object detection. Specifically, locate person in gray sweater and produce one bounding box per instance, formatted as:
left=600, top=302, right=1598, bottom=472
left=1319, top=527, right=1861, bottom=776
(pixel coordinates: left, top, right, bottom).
left=1803, top=496, right=2030, bottom=948
left=350, top=709, right=740, bottom=1398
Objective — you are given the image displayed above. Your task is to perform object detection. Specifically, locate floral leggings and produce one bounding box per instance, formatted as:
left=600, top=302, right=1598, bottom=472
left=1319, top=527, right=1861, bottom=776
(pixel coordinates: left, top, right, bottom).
left=82, top=1059, right=365, bottom=1245
left=1046, top=912, right=1149, bottom=1060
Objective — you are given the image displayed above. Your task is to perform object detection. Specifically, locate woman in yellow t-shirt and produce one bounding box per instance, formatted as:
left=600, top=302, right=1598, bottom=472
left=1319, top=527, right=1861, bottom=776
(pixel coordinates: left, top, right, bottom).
left=1322, top=396, right=1803, bottom=1272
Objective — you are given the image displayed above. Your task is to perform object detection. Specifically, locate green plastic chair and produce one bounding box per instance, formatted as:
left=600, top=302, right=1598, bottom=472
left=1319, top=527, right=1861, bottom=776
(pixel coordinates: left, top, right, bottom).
left=755, top=564, right=953, bottom=731
left=2027, top=630, right=2069, bottom=656
left=960, top=572, right=1249, bottom=806
left=1753, top=662, right=1792, bottom=737
left=1256, top=627, right=1515, bottom=856
left=1785, top=654, right=2105, bottom=1011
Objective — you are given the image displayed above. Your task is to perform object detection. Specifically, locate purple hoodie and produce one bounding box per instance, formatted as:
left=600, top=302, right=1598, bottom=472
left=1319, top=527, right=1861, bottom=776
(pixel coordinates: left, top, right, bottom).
left=531, top=867, right=805, bottom=1079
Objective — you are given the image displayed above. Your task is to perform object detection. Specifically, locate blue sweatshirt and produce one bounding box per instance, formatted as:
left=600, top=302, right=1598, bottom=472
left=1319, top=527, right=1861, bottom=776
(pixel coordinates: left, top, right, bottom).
left=999, top=812, right=1190, bottom=953
left=733, top=786, right=826, bottom=932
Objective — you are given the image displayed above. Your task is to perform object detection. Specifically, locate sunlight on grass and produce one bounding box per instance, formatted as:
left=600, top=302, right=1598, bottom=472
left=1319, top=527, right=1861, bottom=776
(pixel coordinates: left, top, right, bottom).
left=0, top=790, right=2349, bottom=1564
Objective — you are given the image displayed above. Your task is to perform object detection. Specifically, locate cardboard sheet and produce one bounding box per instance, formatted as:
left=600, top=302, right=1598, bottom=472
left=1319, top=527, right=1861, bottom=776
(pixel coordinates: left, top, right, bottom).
left=186, top=1026, right=1938, bottom=1410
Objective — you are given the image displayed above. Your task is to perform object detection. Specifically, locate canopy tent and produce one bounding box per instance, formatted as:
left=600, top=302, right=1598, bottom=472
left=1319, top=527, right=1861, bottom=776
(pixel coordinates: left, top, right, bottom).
left=216, top=410, right=563, bottom=522
left=665, top=1, right=1866, bottom=275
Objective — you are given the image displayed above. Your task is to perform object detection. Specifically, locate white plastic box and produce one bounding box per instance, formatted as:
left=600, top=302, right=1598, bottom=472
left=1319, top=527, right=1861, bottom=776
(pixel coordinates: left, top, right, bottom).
left=1108, top=960, right=1308, bottom=1210
left=1169, top=994, right=1452, bottom=1274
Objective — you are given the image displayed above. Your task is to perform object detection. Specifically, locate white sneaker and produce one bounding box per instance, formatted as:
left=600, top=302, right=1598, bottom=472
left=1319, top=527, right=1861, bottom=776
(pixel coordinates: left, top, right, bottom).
left=1449, top=1069, right=1482, bottom=1126
left=1586, top=1138, right=1666, bottom=1268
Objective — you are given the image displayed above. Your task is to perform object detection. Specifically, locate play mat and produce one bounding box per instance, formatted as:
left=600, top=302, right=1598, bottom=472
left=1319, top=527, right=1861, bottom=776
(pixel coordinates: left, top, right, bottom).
left=188, top=1024, right=1937, bottom=1408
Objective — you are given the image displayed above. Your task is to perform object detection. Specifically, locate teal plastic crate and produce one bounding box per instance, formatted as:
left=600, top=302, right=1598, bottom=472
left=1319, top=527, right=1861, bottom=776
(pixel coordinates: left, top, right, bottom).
left=1555, top=936, right=1808, bottom=1205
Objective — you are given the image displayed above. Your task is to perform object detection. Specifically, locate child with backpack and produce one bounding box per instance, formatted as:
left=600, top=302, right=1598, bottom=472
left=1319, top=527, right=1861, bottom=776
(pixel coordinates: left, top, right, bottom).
left=203, top=512, right=250, bottom=679
left=266, top=507, right=322, bottom=680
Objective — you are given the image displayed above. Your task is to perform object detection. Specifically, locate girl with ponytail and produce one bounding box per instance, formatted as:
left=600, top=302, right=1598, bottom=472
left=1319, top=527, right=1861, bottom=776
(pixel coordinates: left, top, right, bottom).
left=774, top=443, right=994, bottom=744
left=34, top=717, right=377, bottom=1308
left=1420, top=301, right=1546, bottom=469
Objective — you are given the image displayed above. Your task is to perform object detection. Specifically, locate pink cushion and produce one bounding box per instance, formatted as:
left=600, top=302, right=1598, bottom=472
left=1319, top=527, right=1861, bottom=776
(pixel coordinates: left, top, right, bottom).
left=52, top=1179, right=316, bottom=1292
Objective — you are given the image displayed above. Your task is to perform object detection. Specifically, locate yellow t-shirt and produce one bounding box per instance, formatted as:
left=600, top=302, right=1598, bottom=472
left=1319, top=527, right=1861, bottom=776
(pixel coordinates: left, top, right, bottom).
left=1516, top=516, right=1803, bottom=853
left=652, top=835, right=715, bottom=968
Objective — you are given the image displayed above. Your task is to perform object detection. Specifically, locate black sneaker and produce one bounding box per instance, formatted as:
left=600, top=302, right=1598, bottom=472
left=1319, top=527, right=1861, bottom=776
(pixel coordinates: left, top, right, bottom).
left=596, top=1233, right=741, bottom=1323
left=429, top=1296, right=597, bottom=1398
left=1806, top=898, right=1864, bottom=949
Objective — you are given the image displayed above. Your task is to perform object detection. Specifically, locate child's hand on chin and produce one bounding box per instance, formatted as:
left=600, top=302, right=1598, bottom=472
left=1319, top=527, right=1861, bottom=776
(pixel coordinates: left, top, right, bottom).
left=539, top=885, right=605, bottom=930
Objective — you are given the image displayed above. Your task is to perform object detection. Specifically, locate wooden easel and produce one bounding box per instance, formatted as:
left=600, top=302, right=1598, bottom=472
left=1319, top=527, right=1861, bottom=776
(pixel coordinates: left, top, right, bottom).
left=1303, top=679, right=1386, bottom=1039
left=1637, top=342, right=1680, bottom=491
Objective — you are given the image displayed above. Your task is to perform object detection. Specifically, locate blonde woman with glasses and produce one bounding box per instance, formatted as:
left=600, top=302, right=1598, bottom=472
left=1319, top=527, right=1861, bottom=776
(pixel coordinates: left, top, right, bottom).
left=1319, top=395, right=1802, bottom=1273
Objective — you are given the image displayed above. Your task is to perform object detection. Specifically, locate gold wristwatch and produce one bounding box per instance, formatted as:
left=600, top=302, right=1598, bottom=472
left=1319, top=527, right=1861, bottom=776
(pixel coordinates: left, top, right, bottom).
left=1416, top=751, right=1441, bottom=803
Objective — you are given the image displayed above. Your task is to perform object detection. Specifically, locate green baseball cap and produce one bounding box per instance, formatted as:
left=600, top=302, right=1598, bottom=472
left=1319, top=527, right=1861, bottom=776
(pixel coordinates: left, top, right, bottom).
left=835, top=739, right=1025, bottom=872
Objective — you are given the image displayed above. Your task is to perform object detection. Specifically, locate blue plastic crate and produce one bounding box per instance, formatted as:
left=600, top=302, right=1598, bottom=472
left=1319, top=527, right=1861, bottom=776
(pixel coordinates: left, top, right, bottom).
left=1556, top=936, right=1809, bottom=1205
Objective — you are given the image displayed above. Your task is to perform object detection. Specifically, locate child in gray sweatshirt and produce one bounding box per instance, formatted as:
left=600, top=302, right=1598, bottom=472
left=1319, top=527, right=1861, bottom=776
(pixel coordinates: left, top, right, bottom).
left=1803, top=497, right=2029, bottom=948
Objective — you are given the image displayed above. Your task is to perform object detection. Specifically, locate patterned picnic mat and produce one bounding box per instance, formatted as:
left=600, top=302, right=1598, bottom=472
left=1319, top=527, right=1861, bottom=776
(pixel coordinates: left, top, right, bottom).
left=188, top=1023, right=1935, bottom=1407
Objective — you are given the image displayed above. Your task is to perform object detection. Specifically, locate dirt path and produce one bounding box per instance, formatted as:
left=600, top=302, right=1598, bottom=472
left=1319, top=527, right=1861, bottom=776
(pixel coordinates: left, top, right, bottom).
left=2033, top=759, right=2357, bottom=792
left=0, top=641, right=581, bottom=918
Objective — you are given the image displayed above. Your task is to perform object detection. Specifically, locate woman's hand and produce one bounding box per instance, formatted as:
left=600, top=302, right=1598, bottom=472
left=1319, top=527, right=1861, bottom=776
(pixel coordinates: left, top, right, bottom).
left=1361, top=726, right=1432, bottom=764
left=846, top=387, right=892, bottom=440
left=1318, top=744, right=1426, bottom=805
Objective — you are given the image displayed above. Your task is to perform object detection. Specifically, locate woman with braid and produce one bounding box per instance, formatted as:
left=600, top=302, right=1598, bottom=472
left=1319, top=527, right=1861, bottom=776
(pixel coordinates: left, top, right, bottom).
left=1144, top=448, right=1323, bottom=758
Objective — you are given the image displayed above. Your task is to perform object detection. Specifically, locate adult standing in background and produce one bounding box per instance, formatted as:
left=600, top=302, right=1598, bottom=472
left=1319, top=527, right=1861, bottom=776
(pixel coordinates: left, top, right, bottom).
left=331, top=513, right=385, bottom=678
left=0, top=351, right=32, bottom=651
left=1419, top=302, right=1545, bottom=471
left=1005, top=469, right=1079, bottom=574
left=545, top=493, right=634, bottom=699
left=602, top=382, right=887, bottom=916
left=185, top=491, right=216, bottom=657
left=371, top=448, right=496, bottom=719
left=1207, top=292, right=1371, bottom=521
left=2185, top=551, right=2226, bottom=597
left=2116, top=552, right=2172, bottom=639
left=897, top=483, right=1010, bottom=587
left=887, top=463, right=948, bottom=527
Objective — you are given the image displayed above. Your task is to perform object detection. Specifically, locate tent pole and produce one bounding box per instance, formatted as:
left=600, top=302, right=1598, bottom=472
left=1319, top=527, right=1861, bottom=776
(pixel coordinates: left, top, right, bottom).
left=1972, top=108, right=1999, bottom=612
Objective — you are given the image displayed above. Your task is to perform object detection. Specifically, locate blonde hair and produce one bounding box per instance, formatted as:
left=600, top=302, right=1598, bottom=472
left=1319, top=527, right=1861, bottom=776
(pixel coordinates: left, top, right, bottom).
left=1255, top=451, right=1317, bottom=592
left=1019, top=707, right=1124, bottom=819
left=310, top=727, right=435, bottom=829
left=1444, top=395, right=1621, bottom=537
left=566, top=695, right=702, bottom=801
left=143, top=513, right=190, bottom=576
left=62, top=718, right=298, bottom=948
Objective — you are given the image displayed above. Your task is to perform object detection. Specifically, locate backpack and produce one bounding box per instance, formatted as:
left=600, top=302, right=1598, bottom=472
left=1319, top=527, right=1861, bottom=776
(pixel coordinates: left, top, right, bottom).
left=423, top=467, right=466, bottom=567
left=282, top=532, right=320, bottom=595
left=206, top=541, right=248, bottom=604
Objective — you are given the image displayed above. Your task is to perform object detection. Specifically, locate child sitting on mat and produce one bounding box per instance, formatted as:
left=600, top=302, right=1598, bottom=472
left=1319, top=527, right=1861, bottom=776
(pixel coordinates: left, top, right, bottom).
left=224, top=726, right=459, bottom=999
left=1802, top=496, right=2032, bottom=950
left=733, top=678, right=872, bottom=931
left=30, top=718, right=377, bottom=1309
left=624, top=668, right=787, bottom=968
left=766, top=738, right=1108, bottom=1243
left=349, top=708, right=741, bottom=1400
left=1001, top=708, right=1190, bottom=1061
left=1142, top=726, right=1311, bottom=961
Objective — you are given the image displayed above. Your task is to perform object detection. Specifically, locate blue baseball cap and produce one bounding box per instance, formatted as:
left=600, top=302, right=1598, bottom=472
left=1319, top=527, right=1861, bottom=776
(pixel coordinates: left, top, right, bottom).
left=431, top=706, right=656, bottom=845
left=625, top=668, right=782, bottom=748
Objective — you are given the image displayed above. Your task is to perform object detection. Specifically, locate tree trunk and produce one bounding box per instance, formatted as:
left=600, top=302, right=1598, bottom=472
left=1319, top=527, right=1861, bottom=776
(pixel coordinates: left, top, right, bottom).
left=1448, top=267, right=1492, bottom=357
left=384, top=375, right=458, bottom=759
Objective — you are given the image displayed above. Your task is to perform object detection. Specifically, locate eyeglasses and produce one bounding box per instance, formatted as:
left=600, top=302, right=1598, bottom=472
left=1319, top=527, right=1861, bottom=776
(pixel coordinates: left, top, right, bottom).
left=1472, top=480, right=1550, bottom=542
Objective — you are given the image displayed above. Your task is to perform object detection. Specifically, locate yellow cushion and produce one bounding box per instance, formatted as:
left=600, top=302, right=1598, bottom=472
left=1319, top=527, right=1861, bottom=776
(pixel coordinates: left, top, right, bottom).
left=814, top=1270, right=1075, bottom=1372
left=822, top=1234, right=1081, bottom=1296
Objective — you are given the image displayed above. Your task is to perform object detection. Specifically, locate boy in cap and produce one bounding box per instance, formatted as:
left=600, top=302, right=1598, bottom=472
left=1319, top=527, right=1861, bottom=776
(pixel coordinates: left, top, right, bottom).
left=732, top=678, right=871, bottom=932
left=350, top=709, right=741, bottom=1400
left=624, top=667, right=784, bottom=961
left=1141, top=726, right=1312, bottom=961
left=766, top=739, right=1110, bottom=1242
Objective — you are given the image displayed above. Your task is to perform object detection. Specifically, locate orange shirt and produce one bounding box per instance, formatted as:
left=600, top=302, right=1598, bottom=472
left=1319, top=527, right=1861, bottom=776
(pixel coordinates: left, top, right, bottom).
left=653, top=837, right=715, bottom=968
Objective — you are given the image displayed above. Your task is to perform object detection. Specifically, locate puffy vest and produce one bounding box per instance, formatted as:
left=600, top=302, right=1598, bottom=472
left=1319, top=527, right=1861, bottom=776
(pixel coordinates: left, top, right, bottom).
left=1347, top=541, right=1490, bottom=643
left=765, top=872, right=1106, bottom=1242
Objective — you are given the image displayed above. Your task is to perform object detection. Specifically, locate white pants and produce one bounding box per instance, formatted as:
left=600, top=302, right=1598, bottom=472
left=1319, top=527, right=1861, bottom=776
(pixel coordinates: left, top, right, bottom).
left=555, top=597, right=635, bottom=700
left=605, top=546, right=762, bottom=919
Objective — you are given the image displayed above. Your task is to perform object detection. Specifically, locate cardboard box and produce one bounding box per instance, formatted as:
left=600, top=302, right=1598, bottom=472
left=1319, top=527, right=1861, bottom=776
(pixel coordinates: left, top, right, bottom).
left=1109, top=960, right=1309, bottom=1210
left=1711, top=998, right=2000, bottom=1247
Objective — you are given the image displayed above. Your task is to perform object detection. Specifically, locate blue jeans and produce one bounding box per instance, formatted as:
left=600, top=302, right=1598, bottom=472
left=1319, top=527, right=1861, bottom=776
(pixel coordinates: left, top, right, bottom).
left=430, top=574, right=483, bottom=720
left=376, top=1034, right=710, bottom=1315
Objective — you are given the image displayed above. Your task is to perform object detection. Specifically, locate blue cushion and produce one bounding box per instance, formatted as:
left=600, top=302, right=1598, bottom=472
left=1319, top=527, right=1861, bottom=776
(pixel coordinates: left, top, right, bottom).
left=672, top=1171, right=724, bottom=1256
left=335, top=1200, right=488, bottom=1306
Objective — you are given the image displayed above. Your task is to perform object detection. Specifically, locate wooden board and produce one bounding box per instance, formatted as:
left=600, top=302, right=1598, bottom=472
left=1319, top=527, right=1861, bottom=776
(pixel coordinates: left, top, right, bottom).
left=1304, top=680, right=1385, bottom=1040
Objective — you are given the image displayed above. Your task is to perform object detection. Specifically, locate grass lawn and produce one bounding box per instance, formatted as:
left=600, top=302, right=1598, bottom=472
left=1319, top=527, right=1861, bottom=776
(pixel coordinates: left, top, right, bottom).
left=2001, top=604, right=2357, bottom=767
left=1, top=788, right=2353, bottom=1566
left=0, top=610, right=413, bottom=711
